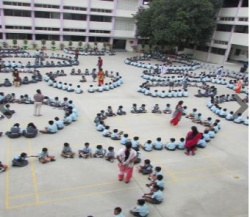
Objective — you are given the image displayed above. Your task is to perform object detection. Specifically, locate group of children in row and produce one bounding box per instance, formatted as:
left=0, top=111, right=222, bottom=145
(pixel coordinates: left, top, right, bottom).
left=138, top=87, right=188, bottom=98
left=207, top=100, right=248, bottom=126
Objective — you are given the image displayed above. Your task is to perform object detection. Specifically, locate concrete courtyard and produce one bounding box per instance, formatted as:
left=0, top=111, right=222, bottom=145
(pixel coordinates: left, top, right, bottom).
left=0, top=51, right=248, bottom=217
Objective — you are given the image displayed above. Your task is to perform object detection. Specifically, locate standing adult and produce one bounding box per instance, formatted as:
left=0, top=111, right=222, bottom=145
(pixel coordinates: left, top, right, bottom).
left=182, top=75, right=189, bottom=90
left=184, top=126, right=202, bottom=156
left=74, top=49, right=79, bottom=60
left=117, top=142, right=137, bottom=184
left=12, top=69, right=21, bottom=87
left=170, top=101, right=185, bottom=126
left=33, top=89, right=44, bottom=116
left=235, top=79, right=243, bottom=93
left=97, top=56, right=103, bottom=70
left=97, top=68, right=105, bottom=85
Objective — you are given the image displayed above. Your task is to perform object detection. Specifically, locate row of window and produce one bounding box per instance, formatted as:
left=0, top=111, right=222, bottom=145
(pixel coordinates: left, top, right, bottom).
left=223, top=0, right=248, bottom=8
left=186, top=44, right=226, bottom=56
left=211, top=47, right=226, bottom=55
left=216, top=24, right=248, bottom=33
left=4, top=33, right=110, bottom=42
left=213, top=40, right=228, bottom=45
left=219, top=17, right=248, bottom=22
left=2, top=26, right=111, bottom=34
left=3, top=2, right=112, bottom=12
left=4, top=10, right=113, bottom=22
left=238, top=17, right=248, bottom=22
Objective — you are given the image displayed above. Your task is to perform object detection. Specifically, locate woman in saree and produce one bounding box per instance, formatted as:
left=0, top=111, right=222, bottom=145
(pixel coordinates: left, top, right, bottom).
left=170, top=101, right=185, bottom=126
left=235, top=79, right=243, bottom=93
left=184, top=126, right=202, bottom=156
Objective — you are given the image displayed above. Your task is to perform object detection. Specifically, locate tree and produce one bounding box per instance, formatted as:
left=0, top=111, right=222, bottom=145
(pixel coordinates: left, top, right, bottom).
left=78, top=41, right=83, bottom=48
left=51, top=40, right=56, bottom=50
left=23, top=39, right=28, bottom=49
left=41, top=39, right=46, bottom=48
left=12, top=39, right=17, bottom=47
left=135, top=0, right=223, bottom=50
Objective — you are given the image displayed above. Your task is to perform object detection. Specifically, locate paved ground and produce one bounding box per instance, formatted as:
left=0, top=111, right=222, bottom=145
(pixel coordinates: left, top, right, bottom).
left=0, top=51, right=248, bottom=217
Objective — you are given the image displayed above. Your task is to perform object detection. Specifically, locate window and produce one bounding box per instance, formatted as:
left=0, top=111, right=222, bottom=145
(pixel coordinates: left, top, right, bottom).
left=234, top=25, right=248, bottom=33
left=235, top=49, right=241, bottom=56
left=63, top=13, right=86, bottom=20
left=35, top=4, right=59, bottom=9
left=36, top=34, right=60, bottom=40
left=89, top=30, right=110, bottom=34
left=216, top=24, right=233, bottom=32
left=35, top=27, right=60, bottom=31
left=196, top=46, right=209, bottom=52
left=4, top=9, right=31, bottom=17
left=35, top=11, right=60, bottom=19
left=90, top=15, right=112, bottom=22
left=89, top=37, right=109, bottom=42
left=238, top=17, right=248, bottom=21
left=63, top=28, right=86, bottom=32
left=91, top=8, right=112, bottom=13
left=6, top=33, right=32, bottom=40
left=219, top=17, right=235, bottom=21
left=223, top=0, right=239, bottom=8
left=213, top=40, right=228, bottom=45
left=6, top=26, right=32, bottom=30
left=63, top=35, right=86, bottom=41
left=63, top=6, right=86, bottom=11
left=0, top=34, right=2, bottom=40
left=211, top=47, right=226, bottom=55
left=3, top=1, right=30, bottom=6
left=242, top=0, right=248, bottom=7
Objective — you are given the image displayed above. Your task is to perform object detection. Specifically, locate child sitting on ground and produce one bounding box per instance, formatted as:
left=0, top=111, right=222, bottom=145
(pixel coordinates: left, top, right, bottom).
left=138, top=104, right=147, bottom=113
left=80, top=75, right=87, bottom=82
left=120, top=134, right=130, bottom=145
left=234, top=113, right=244, bottom=124
left=225, top=111, right=234, bottom=121
left=163, top=104, right=172, bottom=114
left=153, top=137, right=163, bottom=150
left=102, top=126, right=111, bottom=137
left=117, top=106, right=126, bottom=115
left=152, top=104, right=162, bottom=114
left=142, top=185, right=163, bottom=204
left=177, top=138, right=185, bottom=150
left=75, top=85, right=83, bottom=94
left=146, top=174, right=164, bottom=191
left=165, top=138, right=176, bottom=151
left=192, top=113, right=203, bottom=124
left=96, top=121, right=105, bottom=131
left=105, top=146, right=115, bottom=162
left=37, top=148, right=55, bottom=163
left=111, top=129, right=123, bottom=140
left=202, top=117, right=213, bottom=127
left=132, top=136, right=141, bottom=151
left=106, top=106, right=116, bottom=117
left=186, top=108, right=198, bottom=120
left=138, top=159, right=153, bottom=175
left=131, top=103, right=139, bottom=114
left=88, top=85, right=95, bottom=93
left=61, top=143, right=75, bottom=158
left=197, top=135, right=206, bottom=148
left=149, top=166, right=162, bottom=181
left=78, top=143, right=92, bottom=158
left=93, top=145, right=105, bottom=158
left=40, top=120, right=58, bottom=134
left=142, top=140, right=153, bottom=152
left=130, top=199, right=149, bottom=217
left=114, top=207, right=125, bottom=217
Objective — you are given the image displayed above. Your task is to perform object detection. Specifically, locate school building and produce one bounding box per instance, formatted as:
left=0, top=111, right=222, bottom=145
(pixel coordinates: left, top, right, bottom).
left=184, top=0, right=249, bottom=65
left=0, top=0, right=149, bottom=51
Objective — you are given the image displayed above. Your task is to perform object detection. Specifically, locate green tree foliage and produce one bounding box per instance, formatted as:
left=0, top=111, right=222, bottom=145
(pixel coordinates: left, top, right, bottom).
left=135, top=0, right=223, bottom=49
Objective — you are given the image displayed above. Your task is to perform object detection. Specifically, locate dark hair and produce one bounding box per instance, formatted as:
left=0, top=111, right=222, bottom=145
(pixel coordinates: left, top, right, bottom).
left=42, top=148, right=48, bottom=152
left=137, top=199, right=145, bottom=206
left=114, top=207, right=122, bottom=213
left=28, top=122, right=36, bottom=129
left=124, top=134, right=128, bottom=137
left=97, top=145, right=102, bottom=149
left=155, top=166, right=161, bottom=171
left=37, top=89, right=41, bottom=94
left=64, top=143, right=69, bottom=147
left=191, top=126, right=198, bottom=137
left=180, top=138, right=185, bottom=142
left=108, top=146, right=114, bottom=151
left=157, top=175, right=163, bottom=180
left=145, top=159, right=150, bottom=164
left=124, top=142, right=132, bottom=161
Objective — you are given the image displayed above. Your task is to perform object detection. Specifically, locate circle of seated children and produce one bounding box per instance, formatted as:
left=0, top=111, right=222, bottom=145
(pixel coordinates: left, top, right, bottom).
left=93, top=103, right=220, bottom=151
left=0, top=51, right=49, bottom=59
left=0, top=47, right=27, bottom=55
left=124, top=57, right=201, bottom=71
left=138, top=80, right=189, bottom=98
left=0, top=93, right=78, bottom=138
left=0, top=70, right=43, bottom=87
left=64, top=48, right=106, bottom=56
left=226, top=80, right=249, bottom=94
left=207, top=96, right=248, bottom=126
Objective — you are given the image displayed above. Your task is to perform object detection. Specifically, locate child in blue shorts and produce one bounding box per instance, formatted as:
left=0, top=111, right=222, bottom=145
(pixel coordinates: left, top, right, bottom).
left=78, top=143, right=92, bottom=158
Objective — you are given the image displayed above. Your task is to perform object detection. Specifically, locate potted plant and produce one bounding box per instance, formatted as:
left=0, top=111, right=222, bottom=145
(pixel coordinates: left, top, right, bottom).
left=32, top=43, right=37, bottom=50
left=68, top=40, right=73, bottom=50
left=41, top=39, right=46, bottom=50
left=60, top=43, right=65, bottom=50
left=23, top=39, right=28, bottom=50
left=78, top=41, right=83, bottom=49
left=51, top=40, right=56, bottom=51
left=2, top=41, right=8, bottom=48
left=85, top=43, right=90, bottom=50
left=12, top=39, right=17, bottom=48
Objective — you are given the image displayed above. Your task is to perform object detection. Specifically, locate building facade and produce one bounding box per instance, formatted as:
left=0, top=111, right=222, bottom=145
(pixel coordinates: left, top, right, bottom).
left=184, top=0, right=248, bottom=64
left=0, top=0, right=145, bottom=50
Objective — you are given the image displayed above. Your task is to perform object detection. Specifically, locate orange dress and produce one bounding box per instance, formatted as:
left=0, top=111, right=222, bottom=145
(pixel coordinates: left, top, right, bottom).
left=235, top=80, right=243, bottom=93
